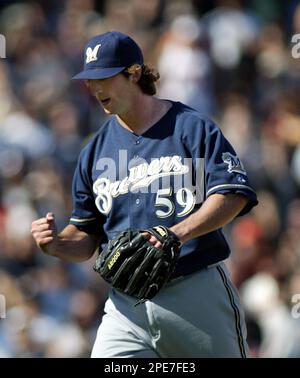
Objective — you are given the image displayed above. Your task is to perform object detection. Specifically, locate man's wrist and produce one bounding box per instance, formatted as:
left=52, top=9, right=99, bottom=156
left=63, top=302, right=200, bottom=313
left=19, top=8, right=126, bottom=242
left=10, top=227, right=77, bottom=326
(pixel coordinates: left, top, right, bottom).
left=169, top=225, right=190, bottom=245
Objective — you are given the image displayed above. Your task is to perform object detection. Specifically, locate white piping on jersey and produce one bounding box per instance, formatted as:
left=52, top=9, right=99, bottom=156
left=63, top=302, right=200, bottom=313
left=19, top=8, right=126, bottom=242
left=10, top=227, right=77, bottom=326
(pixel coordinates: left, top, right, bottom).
left=206, top=184, right=256, bottom=196
left=70, top=217, right=97, bottom=222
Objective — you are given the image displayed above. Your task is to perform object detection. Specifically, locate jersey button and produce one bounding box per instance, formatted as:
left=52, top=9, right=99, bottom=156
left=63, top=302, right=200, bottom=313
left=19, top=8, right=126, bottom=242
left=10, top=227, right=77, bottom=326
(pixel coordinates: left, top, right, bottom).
left=135, top=140, right=140, bottom=145
left=135, top=198, right=140, bottom=205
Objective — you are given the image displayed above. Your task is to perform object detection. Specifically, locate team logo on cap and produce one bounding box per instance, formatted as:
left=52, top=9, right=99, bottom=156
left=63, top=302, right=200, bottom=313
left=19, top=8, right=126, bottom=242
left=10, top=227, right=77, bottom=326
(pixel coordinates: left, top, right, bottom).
left=86, top=44, right=101, bottom=64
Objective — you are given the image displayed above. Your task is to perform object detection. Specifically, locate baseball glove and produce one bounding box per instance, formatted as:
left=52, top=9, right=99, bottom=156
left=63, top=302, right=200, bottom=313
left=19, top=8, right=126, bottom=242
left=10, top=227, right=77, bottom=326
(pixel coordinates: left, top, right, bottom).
left=93, top=226, right=182, bottom=304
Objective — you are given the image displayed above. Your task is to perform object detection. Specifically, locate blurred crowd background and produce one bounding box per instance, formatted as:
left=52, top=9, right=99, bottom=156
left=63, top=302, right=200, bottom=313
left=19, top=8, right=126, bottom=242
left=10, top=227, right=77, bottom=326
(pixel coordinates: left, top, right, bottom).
left=0, top=0, right=300, bottom=358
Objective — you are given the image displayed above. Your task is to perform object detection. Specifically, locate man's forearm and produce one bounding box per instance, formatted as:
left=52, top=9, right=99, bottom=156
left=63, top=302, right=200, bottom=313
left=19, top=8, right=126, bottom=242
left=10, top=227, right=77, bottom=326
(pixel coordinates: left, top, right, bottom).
left=170, top=193, right=248, bottom=244
left=49, top=225, right=100, bottom=262
left=51, top=235, right=97, bottom=262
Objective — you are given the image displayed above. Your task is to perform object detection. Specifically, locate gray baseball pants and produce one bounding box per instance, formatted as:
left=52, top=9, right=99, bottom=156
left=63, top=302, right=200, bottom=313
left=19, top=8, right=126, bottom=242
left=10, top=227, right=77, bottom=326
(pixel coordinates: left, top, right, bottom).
left=91, top=262, right=249, bottom=358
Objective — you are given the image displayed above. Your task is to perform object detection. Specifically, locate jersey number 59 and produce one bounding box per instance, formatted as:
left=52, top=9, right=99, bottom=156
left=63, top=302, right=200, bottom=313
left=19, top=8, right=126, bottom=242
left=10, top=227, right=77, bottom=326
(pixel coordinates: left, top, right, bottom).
left=155, top=188, right=195, bottom=218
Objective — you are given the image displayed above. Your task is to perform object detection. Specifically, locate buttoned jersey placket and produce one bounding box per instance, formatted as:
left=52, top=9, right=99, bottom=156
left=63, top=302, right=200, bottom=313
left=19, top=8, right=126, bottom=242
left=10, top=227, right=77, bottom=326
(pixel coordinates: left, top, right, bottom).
left=128, top=134, right=144, bottom=230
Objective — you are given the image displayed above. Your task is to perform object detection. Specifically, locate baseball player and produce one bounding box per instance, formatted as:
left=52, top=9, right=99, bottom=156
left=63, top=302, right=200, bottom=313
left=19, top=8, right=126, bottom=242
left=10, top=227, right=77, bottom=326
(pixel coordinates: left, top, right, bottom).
left=31, top=31, right=258, bottom=358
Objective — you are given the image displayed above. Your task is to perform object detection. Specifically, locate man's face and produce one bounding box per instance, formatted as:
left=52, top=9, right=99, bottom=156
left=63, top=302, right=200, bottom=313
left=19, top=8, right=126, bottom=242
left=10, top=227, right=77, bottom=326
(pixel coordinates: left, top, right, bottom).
left=85, top=74, right=133, bottom=115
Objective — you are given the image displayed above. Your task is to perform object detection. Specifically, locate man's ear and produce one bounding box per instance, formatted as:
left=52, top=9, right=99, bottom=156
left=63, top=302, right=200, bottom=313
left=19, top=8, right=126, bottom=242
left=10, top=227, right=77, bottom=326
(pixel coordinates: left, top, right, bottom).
left=130, top=65, right=142, bottom=83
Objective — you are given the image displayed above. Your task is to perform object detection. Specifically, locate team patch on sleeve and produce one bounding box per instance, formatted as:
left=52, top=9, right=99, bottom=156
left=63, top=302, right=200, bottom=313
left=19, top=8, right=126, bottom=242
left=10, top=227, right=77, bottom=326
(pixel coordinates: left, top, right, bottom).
left=222, top=152, right=246, bottom=175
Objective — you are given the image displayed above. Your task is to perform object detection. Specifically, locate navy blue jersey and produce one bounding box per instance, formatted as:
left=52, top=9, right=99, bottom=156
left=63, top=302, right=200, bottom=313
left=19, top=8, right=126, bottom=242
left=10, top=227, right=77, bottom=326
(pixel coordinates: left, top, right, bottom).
left=69, top=101, right=258, bottom=273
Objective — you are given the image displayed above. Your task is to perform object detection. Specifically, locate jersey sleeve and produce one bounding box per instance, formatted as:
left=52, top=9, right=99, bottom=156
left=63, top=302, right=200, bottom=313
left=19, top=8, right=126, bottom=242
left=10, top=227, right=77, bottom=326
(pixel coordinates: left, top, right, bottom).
left=69, top=148, right=103, bottom=235
left=204, top=120, right=258, bottom=215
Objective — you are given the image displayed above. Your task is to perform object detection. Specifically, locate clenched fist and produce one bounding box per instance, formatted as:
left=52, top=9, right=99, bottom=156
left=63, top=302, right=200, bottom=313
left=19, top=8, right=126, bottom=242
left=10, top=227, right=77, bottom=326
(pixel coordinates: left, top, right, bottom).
left=31, top=212, right=58, bottom=255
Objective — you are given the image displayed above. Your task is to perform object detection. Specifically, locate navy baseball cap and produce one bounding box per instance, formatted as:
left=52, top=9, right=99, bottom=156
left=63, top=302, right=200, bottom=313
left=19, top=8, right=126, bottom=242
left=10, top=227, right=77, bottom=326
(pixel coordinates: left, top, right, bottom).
left=72, top=31, right=144, bottom=80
